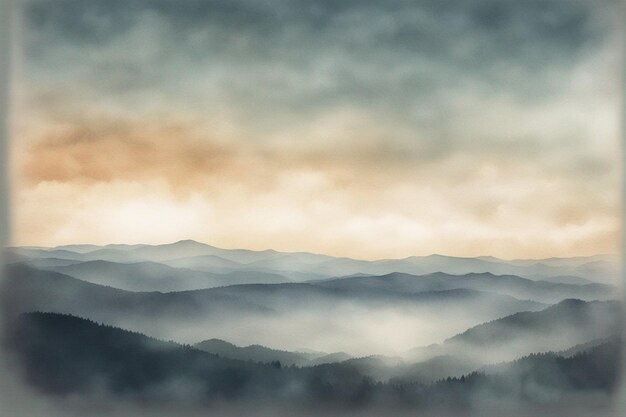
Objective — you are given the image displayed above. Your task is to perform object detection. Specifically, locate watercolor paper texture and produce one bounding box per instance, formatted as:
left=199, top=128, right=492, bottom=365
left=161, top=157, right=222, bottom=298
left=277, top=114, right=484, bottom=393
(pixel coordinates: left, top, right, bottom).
left=1, top=1, right=624, bottom=416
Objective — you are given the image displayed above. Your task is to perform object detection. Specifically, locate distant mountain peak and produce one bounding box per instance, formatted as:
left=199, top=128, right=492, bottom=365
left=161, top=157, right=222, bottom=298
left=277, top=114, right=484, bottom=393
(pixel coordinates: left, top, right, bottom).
left=172, top=239, right=209, bottom=246
left=196, top=338, right=237, bottom=349
left=550, top=298, right=588, bottom=309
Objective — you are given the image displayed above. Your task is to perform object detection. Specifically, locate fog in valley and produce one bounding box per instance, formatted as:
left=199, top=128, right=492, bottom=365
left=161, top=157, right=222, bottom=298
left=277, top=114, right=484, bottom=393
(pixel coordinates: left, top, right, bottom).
left=1, top=240, right=623, bottom=415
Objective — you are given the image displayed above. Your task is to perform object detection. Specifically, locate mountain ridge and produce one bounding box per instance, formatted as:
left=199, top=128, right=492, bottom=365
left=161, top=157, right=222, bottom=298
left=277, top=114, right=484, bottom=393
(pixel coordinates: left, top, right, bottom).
left=7, top=241, right=617, bottom=284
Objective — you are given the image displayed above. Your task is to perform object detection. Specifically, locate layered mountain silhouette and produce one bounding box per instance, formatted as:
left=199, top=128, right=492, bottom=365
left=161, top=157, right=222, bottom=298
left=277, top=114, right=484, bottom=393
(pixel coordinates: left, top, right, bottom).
left=47, top=259, right=291, bottom=292
left=7, top=240, right=619, bottom=285
left=1, top=264, right=273, bottom=325
left=316, top=272, right=613, bottom=304
left=2, top=241, right=621, bottom=413
left=2, top=264, right=549, bottom=346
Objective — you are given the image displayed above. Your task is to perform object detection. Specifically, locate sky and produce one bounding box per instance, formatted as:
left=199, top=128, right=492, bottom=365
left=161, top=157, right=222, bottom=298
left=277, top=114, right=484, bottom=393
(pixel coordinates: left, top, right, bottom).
left=10, top=0, right=623, bottom=260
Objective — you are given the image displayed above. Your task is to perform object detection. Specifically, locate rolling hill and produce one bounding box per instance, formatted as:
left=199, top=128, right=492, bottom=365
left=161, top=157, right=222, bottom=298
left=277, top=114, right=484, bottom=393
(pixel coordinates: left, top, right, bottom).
left=408, top=299, right=621, bottom=363
left=2, top=264, right=545, bottom=353
left=46, top=259, right=290, bottom=292
left=194, top=338, right=351, bottom=366
left=316, top=271, right=614, bottom=304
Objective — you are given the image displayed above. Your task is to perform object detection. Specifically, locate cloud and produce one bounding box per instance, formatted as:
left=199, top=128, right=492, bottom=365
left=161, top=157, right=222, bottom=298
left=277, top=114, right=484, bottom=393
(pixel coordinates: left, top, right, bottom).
left=20, top=115, right=242, bottom=189
left=10, top=0, right=622, bottom=258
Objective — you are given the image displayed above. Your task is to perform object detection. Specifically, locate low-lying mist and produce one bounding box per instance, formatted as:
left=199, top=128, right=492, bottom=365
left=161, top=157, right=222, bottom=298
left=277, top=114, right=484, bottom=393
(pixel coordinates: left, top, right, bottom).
left=128, top=303, right=495, bottom=357
left=1, top=247, right=624, bottom=416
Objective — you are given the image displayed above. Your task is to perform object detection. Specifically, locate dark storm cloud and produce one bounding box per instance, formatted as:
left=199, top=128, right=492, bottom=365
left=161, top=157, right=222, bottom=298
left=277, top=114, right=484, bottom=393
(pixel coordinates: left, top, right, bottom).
left=21, top=0, right=620, bottom=164
left=24, top=0, right=614, bottom=99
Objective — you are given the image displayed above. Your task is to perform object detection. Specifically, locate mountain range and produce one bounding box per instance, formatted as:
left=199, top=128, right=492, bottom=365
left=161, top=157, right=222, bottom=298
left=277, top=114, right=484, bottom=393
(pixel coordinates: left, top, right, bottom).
left=2, top=263, right=548, bottom=350
left=2, top=240, right=622, bottom=413
left=7, top=239, right=619, bottom=285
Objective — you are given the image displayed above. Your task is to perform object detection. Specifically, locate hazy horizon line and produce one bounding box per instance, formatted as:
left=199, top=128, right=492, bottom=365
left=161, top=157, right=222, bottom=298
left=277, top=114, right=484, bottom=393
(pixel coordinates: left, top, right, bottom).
left=9, top=238, right=617, bottom=264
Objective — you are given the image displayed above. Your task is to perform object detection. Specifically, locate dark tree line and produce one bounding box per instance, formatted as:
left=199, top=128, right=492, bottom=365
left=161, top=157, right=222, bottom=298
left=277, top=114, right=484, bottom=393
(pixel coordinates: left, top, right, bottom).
left=6, top=312, right=621, bottom=411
